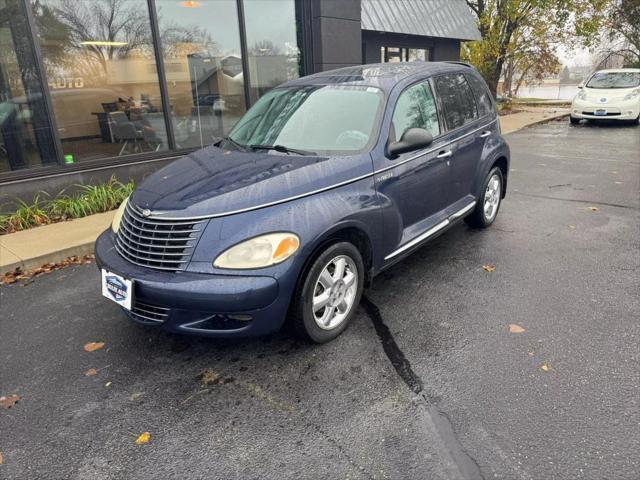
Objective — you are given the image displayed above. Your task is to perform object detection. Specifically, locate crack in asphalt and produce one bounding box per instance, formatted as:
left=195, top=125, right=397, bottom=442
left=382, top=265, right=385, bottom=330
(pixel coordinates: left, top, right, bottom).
left=512, top=191, right=639, bottom=210
left=361, top=295, right=484, bottom=480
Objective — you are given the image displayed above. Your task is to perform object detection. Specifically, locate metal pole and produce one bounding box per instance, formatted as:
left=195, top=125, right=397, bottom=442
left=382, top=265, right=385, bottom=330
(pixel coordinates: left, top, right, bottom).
left=236, top=0, right=253, bottom=109
left=147, top=0, right=176, bottom=150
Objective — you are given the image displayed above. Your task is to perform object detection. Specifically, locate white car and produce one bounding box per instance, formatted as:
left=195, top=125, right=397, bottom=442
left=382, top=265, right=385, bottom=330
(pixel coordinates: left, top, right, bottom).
left=570, top=68, right=640, bottom=125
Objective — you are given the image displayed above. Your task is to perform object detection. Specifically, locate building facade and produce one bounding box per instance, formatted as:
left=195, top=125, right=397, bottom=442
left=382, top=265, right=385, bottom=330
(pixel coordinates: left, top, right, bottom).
left=0, top=0, right=479, bottom=205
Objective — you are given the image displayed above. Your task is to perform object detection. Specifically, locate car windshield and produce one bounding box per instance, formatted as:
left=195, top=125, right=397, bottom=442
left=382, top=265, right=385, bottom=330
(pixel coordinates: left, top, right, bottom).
left=226, top=85, right=384, bottom=155
left=586, top=72, right=640, bottom=89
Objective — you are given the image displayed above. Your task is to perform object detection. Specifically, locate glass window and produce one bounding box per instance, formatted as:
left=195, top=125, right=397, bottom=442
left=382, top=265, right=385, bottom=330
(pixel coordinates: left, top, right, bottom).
left=243, top=0, right=303, bottom=103
left=407, top=48, right=429, bottom=62
left=391, top=82, right=440, bottom=142
left=1, top=0, right=58, bottom=174
left=156, top=0, right=245, bottom=150
left=228, top=85, right=384, bottom=155
left=586, top=72, right=640, bottom=89
left=32, top=0, right=168, bottom=163
left=465, top=73, right=493, bottom=118
left=433, top=74, right=478, bottom=131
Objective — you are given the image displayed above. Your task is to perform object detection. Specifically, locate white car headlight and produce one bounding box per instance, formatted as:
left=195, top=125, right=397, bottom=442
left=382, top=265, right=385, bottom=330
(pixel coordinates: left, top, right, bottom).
left=214, top=233, right=300, bottom=269
left=576, top=91, right=587, bottom=101
left=623, top=89, right=639, bottom=101
left=111, top=196, right=129, bottom=233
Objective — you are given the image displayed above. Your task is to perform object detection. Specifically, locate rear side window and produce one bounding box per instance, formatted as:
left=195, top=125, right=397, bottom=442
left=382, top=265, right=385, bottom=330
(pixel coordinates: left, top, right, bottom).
left=466, top=73, right=494, bottom=118
left=433, top=74, right=478, bottom=130
left=391, top=81, right=440, bottom=142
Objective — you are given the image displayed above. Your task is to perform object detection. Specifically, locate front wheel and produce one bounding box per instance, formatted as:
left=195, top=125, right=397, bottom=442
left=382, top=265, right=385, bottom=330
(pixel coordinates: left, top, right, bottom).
left=292, top=242, right=364, bottom=343
left=465, top=167, right=504, bottom=228
left=570, top=115, right=580, bottom=125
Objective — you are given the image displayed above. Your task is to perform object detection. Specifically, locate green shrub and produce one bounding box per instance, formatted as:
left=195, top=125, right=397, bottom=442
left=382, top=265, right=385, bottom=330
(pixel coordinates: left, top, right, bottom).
left=0, top=176, right=134, bottom=234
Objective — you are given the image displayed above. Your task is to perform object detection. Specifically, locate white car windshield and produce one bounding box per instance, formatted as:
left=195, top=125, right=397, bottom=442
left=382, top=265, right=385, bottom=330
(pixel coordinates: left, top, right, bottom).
left=227, top=85, right=384, bottom=155
left=586, top=72, right=640, bottom=89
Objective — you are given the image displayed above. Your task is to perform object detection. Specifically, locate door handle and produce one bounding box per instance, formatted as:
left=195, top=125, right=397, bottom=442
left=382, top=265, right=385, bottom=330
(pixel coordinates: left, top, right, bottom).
left=436, top=150, right=452, bottom=158
left=479, top=131, right=491, bottom=138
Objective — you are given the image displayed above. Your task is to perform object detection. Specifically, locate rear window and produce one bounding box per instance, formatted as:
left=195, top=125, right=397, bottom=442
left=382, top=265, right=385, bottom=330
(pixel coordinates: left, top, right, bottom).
left=465, top=73, right=494, bottom=118
left=586, top=72, right=640, bottom=89
left=434, top=74, right=478, bottom=131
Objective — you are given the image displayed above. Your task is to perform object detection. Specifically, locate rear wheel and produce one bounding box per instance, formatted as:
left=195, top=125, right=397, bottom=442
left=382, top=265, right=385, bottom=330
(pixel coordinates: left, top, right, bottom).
left=465, top=167, right=504, bottom=228
left=292, top=242, right=364, bottom=343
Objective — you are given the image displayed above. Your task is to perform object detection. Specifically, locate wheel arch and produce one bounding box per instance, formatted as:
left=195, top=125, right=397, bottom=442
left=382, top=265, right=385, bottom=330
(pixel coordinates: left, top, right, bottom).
left=490, top=156, right=509, bottom=198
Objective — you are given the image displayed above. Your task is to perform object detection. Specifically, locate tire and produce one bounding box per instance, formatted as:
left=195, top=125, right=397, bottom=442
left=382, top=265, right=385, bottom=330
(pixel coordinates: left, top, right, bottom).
left=465, top=167, right=504, bottom=228
left=570, top=115, right=580, bottom=125
left=632, top=115, right=639, bottom=126
left=291, top=242, right=364, bottom=343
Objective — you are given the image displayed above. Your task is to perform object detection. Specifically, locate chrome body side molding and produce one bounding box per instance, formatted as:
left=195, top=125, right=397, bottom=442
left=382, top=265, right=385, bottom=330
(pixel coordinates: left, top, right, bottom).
left=384, top=201, right=477, bottom=261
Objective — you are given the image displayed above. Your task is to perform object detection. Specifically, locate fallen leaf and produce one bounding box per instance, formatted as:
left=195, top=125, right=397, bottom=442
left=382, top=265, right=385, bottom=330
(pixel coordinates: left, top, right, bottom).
left=541, top=362, right=550, bottom=372
left=84, top=342, right=105, bottom=352
left=508, top=324, right=526, bottom=333
left=482, top=264, right=496, bottom=272
left=0, top=450, right=3, bottom=465
left=105, top=381, right=112, bottom=388
left=84, top=368, right=98, bottom=377
left=129, top=392, right=145, bottom=401
left=197, top=368, right=221, bottom=386
left=568, top=225, right=576, bottom=229
left=588, top=206, right=599, bottom=212
left=135, top=432, right=150, bottom=445
left=0, top=394, right=20, bottom=409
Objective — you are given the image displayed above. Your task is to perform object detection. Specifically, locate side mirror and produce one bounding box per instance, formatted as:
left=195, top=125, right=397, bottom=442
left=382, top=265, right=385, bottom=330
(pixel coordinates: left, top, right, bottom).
left=578, top=83, right=584, bottom=89
left=387, top=128, right=433, bottom=158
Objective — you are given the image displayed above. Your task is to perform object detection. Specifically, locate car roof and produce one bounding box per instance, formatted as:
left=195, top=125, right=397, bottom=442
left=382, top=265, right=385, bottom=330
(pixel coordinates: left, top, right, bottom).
left=282, top=62, right=474, bottom=92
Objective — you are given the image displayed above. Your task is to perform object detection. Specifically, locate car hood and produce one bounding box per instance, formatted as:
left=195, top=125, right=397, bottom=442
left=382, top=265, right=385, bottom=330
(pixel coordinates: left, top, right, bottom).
left=579, top=87, right=638, bottom=101
left=131, top=145, right=372, bottom=218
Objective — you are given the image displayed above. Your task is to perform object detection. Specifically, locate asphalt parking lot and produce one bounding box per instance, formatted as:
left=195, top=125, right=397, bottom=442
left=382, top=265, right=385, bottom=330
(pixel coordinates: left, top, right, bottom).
left=1, top=120, right=639, bottom=480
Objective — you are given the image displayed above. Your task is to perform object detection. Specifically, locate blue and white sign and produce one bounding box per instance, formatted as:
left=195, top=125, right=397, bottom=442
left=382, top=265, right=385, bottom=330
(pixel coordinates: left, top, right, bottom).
left=101, top=269, right=133, bottom=310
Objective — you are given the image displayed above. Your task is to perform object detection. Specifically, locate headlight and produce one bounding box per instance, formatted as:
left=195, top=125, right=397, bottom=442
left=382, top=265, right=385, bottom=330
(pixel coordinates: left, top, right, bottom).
left=623, top=89, right=639, bottom=101
left=111, top=196, right=129, bottom=233
left=213, top=232, right=300, bottom=269
left=577, top=91, right=587, bottom=101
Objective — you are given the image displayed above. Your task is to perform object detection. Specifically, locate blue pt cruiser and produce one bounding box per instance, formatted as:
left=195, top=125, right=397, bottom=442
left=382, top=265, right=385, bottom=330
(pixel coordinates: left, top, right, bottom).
left=96, top=62, right=510, bottom=343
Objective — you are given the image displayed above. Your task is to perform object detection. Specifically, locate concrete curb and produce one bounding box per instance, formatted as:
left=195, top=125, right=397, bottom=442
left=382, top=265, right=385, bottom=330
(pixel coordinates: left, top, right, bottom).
left=1, top=210, right=114, bottom=274
left=500, top=112, right=570, bottom=134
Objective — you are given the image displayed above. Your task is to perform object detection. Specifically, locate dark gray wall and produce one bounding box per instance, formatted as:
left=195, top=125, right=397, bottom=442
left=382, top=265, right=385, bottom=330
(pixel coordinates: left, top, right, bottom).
left=362, top=30, right=461, bottom=64
left=310, top=0, right=362, bottom=72
left=0, top=158, right=175, bottom=213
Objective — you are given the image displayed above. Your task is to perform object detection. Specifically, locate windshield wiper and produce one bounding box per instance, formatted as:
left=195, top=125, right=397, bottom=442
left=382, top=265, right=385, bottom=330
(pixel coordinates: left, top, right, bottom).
left=249, top=144, right=316, bottom=156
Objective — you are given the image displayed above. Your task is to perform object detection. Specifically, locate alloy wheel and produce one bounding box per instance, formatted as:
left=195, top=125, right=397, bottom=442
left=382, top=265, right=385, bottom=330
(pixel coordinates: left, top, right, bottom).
left=312, top=255, right=358, bottom=330
left=483, top=173, right=501, bottom=222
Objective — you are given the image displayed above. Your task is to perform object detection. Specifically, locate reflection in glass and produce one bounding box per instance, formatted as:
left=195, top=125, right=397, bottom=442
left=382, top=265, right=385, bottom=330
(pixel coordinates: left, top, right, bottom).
left=434, top=74, right=478, bottom=130
left=243, top=0, right=302, bottom=103
left=228, top=85, right=383, bottom=155
left=32, top=0, right=168, bottom=162
left=1, top=0, right=57, bottom=173
left=156, top=0, right=245, bottom=149
left=391, top=82, right=439, bottom=140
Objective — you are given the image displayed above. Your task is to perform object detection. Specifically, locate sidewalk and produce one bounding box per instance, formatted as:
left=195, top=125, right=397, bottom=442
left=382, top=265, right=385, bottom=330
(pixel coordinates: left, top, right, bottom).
left=0, top=109, right=570, bottom=275
left=1, top=211, right=114, bottom=273
left=500, top=107, right=569, bottom=134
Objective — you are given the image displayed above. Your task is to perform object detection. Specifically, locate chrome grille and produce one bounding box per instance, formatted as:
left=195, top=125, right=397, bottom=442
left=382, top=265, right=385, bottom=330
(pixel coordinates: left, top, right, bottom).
left=128, top=300, right=170, bottom=324
left=115, top=202, right=205, bottom=271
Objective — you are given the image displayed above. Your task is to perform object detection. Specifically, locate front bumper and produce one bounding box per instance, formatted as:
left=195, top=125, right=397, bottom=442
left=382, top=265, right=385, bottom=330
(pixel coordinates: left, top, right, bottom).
left=95, top=230, right=292, bottom=337
left=571, top=99, right=640, bottom=120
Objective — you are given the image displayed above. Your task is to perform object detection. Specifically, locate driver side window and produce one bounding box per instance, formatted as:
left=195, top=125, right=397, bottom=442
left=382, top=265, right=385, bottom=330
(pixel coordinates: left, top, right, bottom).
left=391, top=81, right=440, bottom=142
